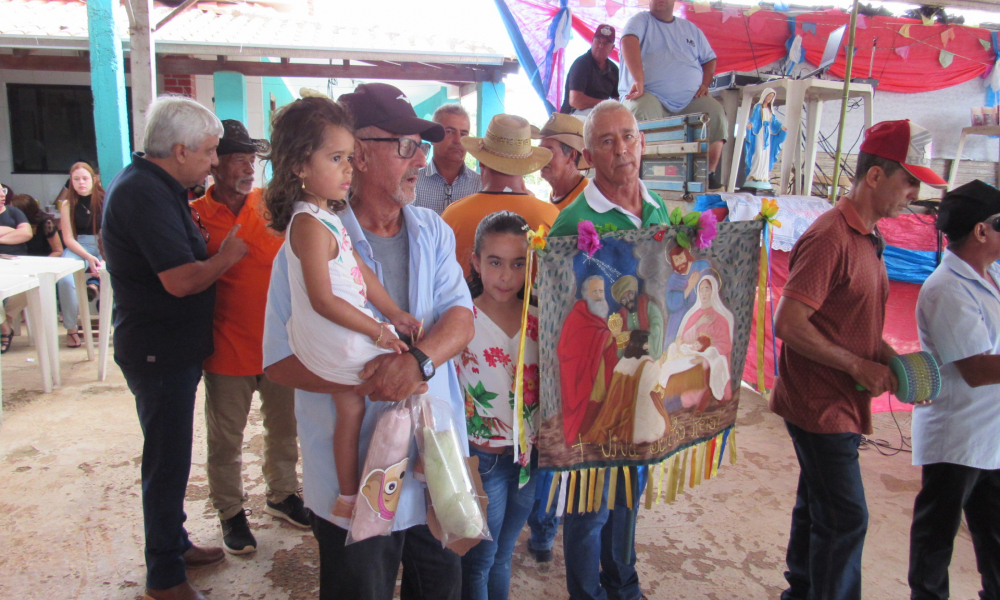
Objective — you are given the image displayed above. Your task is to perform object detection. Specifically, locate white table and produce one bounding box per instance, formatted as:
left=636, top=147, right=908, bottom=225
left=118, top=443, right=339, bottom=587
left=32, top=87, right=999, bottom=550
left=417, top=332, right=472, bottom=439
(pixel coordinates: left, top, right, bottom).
left=0, top=256, right=101, bottom=388
left=0, top=273, right=49, bottom=424
left=725, top=78, right=874, bottom=195
left=947, top=125, right=1000, bottom=191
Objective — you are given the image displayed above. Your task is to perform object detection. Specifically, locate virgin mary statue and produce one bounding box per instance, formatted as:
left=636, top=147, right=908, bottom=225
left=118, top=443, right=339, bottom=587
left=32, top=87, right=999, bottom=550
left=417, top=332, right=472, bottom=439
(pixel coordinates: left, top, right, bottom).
left=743, top=88, right=787, bottom=189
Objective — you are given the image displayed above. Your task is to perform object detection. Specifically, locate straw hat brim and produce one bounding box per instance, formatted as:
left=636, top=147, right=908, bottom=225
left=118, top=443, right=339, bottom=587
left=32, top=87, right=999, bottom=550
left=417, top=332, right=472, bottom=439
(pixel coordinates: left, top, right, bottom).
left=461, top=137, right=554, bottom=177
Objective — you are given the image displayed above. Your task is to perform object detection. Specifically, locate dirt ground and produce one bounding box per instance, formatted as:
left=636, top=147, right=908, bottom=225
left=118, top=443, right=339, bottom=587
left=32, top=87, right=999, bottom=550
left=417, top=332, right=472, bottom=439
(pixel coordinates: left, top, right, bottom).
left=0, top=338, right=985, bottom=600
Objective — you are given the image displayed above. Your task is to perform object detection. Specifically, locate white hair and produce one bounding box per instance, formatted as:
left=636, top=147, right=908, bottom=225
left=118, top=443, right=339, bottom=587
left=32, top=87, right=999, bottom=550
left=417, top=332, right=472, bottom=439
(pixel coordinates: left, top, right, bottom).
left=432, top=103, right=470, bottom=124
left=143, top=95, right=224, bottom=159
left=583, top=99, right=638, bottom=151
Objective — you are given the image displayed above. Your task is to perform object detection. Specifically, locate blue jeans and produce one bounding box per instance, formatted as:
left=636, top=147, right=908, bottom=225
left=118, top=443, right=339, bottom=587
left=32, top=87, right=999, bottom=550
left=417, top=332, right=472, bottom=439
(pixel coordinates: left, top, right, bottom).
left=563, top=467, right=647, bottom=600
left=461, top=447, right=537, bottom=600
left=527, top=469, right=561, bottom=552
left=122, top=363, right=203, bottom=590
left=782, top=421, right=868, bottom=600
left=56, top=234, right=101, bottom=331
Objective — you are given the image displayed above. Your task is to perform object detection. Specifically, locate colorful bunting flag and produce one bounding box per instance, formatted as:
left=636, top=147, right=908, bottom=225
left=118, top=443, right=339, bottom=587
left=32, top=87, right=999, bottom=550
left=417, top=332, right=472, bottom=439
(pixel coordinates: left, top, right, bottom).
left=982, top=38, right=993, bottom=52
left=605, top=0, right=622, bottom=17
left=722, top=9, right=739, bottom=23
left=693, top=0, right=711, bottom=14
left=857, top=14, right=867, bottom=30
left=747, top=5, right=760, bottom=16
left=922, top=12, right=935, bottom=26
left=940, top=50, right=954, bottom=68
left=802, top=22, right=817, bottom=35
left=895, top=45, right=910, bottom=61
left=899, top=24, right=912, bottom=39
left=941, top=28, right=955, bottom=48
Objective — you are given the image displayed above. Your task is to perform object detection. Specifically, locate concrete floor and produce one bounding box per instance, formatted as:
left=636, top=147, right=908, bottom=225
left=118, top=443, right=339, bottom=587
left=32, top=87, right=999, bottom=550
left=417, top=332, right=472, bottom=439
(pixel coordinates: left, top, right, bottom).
left=0, top=338, right=985, bottom=600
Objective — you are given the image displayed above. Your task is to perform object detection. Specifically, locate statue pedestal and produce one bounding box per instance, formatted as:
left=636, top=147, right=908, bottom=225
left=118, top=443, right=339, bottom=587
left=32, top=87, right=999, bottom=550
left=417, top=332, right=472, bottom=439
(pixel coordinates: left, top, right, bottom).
left=739, top=180, right=775, bottom=196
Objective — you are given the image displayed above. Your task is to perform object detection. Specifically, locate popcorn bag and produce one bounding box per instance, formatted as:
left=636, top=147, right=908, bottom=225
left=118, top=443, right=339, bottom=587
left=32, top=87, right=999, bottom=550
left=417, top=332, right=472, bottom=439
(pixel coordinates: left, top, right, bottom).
left=413, top=394, right=490, bottom=550
left=346, top=398, right=416, bottom=545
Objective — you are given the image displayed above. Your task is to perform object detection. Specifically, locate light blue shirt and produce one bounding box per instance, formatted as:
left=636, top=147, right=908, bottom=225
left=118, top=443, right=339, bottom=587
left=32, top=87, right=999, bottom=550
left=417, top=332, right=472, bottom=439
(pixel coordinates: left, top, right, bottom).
left=619, top=12, right=716, bottom=112
left=914, top=250, right=1000, bottom=470
left=263, top=203, right=473, bottom=529
left=414, top=159, right=483, bottom=215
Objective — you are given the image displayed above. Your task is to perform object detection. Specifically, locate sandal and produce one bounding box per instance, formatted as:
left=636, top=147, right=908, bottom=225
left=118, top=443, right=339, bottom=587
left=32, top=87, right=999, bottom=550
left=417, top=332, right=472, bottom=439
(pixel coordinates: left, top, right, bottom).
left=66, top=332, right=82, bottom=348
left=0, top=332, right=12, bottom=354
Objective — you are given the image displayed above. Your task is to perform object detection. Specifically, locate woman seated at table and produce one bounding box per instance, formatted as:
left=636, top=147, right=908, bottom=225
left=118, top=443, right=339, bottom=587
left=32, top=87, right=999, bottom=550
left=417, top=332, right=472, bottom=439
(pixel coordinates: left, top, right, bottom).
left=0, top=193, right=34, bottom=352
left=55, top=162, right=104, bottom=348
left=10, top=194, right=63, bottom=258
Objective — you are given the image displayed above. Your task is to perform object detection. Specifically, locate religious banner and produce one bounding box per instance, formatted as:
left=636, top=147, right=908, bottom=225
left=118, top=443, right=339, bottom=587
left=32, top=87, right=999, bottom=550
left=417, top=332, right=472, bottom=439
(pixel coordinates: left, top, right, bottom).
left=535, top=220, right=763, bottom=478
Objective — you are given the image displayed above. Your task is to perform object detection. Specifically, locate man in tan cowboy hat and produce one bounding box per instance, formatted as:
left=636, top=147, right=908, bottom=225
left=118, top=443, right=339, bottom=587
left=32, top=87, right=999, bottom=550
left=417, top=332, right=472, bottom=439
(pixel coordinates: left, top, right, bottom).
left=442, top=114, right=558, bottom=278
left=534, top=113, right=591, bottom=211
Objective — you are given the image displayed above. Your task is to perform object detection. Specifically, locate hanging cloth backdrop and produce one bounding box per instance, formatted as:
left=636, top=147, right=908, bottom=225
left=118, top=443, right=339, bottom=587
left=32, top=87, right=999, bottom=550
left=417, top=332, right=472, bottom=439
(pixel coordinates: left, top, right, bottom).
left=493, top=0, right=998, bottom=112
left=535, top=221, right=762, bottom=472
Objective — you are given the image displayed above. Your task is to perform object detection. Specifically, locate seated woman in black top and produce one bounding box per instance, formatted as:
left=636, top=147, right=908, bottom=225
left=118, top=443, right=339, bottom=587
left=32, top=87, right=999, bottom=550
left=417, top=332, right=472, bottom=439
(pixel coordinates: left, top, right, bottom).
left=0, top=196, right=34, bottom=352
left=56, top=162, right=104, bottom=348
left=11, top=194, right=63, bottom=257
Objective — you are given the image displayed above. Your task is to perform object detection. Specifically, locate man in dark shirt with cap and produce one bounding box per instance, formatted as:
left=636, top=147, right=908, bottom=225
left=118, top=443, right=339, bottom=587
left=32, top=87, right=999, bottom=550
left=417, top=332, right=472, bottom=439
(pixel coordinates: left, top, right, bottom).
left=561, top=24, right=620, bottom=117
left=103, top=96, right=248, bottom=600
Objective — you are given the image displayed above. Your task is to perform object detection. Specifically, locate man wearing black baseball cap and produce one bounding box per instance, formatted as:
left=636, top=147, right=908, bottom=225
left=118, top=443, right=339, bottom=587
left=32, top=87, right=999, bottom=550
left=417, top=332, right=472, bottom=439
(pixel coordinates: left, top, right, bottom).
left=561, top=23, right=620, bottom=117
left=262, top=83, right=474, bottom=600
left=910, top=179, right=1000, bottom=600
left=770, top=119, right=947, bottom=600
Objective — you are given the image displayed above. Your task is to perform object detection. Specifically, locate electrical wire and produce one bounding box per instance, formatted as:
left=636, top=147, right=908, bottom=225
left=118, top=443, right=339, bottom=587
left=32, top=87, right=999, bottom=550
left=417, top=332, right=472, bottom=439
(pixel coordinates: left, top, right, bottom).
left=859, top=395, right=912, bottom=456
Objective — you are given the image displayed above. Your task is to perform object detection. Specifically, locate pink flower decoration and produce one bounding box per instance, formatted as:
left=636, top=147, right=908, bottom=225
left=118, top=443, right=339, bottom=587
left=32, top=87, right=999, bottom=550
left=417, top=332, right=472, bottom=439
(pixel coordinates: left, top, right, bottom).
left=577, top=221, right=602, bottom=257
left=694, top=211, right=718, bottom=249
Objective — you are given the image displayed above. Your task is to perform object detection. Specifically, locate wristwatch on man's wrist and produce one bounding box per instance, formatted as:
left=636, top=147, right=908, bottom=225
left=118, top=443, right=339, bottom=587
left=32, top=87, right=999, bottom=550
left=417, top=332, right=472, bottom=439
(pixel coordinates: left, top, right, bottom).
left=407, top=347, right=435, bottom=381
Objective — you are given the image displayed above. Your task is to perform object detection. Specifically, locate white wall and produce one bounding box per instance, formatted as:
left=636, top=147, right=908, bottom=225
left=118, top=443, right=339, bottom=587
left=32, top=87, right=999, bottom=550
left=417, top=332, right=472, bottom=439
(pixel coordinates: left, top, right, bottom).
left=0, top=68, right=268, bottom=206
left=0, top=68, right=100, bottom=211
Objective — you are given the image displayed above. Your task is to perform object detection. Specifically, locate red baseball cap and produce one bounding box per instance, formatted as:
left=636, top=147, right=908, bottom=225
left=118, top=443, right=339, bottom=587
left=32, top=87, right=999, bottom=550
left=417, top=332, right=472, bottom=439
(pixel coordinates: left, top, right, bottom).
left=594, top=24, right=616, bottom=43
left=859, top=119, right=947, bottom=189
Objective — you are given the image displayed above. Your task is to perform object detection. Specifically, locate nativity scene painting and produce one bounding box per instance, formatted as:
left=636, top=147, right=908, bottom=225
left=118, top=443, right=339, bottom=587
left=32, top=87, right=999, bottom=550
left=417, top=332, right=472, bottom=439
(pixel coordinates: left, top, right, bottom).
left=536, top=222, right=762, bottom=471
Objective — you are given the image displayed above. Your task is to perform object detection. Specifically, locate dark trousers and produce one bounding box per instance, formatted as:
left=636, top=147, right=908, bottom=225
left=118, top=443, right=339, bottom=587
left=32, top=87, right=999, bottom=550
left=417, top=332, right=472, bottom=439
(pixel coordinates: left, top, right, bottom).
left=563, top=467, right=648, bottom=600
left=782, top=421, right=868, bottom=600
left=909, top=462, right=1000, bottom=600
left=311, top=513, right=461, bottom=600
left=122, top=363, right=203, bottom=590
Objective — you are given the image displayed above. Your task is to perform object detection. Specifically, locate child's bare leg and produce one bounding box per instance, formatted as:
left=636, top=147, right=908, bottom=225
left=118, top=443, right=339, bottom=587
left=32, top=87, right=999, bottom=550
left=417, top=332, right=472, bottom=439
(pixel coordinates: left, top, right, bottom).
left=330, top=390, right=366, bottom=528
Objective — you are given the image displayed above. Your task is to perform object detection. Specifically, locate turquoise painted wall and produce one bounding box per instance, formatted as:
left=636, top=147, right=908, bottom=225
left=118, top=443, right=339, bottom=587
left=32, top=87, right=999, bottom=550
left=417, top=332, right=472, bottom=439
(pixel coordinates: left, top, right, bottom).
left=413, top=87, right=449, bottom=121
left=86, top=0, right=130, bottom=183
left=213, top=71, right=248, bottom=124
left=476, top=81, right=506, bottom=137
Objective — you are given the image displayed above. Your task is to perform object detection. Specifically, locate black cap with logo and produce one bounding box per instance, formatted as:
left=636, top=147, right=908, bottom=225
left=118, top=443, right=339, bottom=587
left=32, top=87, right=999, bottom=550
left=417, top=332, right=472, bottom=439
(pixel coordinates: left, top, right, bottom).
left=338, top=83, right=445, bottom=143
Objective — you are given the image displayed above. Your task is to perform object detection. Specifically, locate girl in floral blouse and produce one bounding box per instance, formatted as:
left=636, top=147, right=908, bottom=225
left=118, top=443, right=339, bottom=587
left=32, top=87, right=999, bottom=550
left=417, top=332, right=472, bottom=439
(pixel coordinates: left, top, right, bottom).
left=457, top=211, right=540, bottom=600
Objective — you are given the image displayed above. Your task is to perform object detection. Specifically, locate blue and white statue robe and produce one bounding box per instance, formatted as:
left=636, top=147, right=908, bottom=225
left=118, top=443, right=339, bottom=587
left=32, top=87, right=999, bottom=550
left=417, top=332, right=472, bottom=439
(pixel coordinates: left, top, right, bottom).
left=743, top=104, right=787, bottom=183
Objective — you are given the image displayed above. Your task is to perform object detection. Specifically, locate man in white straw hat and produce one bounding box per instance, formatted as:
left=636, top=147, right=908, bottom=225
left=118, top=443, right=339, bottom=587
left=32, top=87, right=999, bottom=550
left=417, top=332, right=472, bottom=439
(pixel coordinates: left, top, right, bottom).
left=534, top=113, right=591, bottom=212
left=442, top=113, right=559, bottom=279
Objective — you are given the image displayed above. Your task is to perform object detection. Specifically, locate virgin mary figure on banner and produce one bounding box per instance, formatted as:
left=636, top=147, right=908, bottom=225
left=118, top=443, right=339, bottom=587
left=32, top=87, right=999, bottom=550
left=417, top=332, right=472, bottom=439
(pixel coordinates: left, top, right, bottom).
left=742, top=88, right=787, bottom=192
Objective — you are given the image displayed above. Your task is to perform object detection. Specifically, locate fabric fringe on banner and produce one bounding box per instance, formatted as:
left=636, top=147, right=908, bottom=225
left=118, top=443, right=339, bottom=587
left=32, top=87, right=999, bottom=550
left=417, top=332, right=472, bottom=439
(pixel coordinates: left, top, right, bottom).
left=541, top=426, right=739, bottom=512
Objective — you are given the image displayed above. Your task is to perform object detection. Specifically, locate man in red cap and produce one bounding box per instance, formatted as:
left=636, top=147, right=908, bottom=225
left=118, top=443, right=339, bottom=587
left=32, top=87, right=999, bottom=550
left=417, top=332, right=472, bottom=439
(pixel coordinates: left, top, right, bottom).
left=770, top=119, right=946, bottom=600
left=560, top=24, right=619, bottom=117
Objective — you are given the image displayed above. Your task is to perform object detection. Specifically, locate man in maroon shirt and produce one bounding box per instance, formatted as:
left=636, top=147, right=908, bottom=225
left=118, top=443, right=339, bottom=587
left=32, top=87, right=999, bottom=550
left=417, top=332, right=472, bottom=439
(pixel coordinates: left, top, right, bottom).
left=771, top=120, right=947, bottom=600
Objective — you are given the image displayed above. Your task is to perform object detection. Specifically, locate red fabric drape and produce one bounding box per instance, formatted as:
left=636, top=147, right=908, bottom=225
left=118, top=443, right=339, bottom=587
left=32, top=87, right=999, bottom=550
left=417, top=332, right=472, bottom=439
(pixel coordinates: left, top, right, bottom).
left=685, top=9, right=792, bottom=74
left=742, top=250, right=919, bottom=414
left=797, top=11, right=995, bottom=93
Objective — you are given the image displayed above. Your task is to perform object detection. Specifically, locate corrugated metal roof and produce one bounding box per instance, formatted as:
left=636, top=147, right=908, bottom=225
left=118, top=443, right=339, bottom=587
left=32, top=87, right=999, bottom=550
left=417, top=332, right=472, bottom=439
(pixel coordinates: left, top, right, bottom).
left=0, top=0, right=513, bottom=65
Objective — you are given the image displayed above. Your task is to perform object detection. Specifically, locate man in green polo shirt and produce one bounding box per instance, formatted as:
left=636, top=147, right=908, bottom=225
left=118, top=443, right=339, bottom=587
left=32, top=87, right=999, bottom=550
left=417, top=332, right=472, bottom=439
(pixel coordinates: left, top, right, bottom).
left=549, top=99, right=670, bottom=239
left=550, top=99, right=656, bottom=600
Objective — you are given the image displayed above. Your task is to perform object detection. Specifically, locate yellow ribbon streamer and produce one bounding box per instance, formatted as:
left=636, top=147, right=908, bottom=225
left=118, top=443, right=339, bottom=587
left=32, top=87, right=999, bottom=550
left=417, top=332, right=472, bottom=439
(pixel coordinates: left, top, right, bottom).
left=678, top=448, right=689, bottom=498
left=567, top=471, right=577, bottom=515
left=623, top=466, right=633, bottom=510
left=587, top=467, right=598, bottom=512
left=608, top=466, right=618, bottom=510
left=756, top=222, right=769, bottom=394
left=546, top=473, right=559, bottom=513
left=730, top=429, right=738, bottom=465
left=512, top=226, right=547, bottom=462
left=578, top=469, right=588, bottom=513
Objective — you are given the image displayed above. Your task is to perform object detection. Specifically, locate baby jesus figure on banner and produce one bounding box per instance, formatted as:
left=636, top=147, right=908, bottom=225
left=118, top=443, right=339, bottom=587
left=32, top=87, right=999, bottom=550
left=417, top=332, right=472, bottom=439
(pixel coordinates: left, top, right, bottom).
left=742, top=88, right=787, bottom=193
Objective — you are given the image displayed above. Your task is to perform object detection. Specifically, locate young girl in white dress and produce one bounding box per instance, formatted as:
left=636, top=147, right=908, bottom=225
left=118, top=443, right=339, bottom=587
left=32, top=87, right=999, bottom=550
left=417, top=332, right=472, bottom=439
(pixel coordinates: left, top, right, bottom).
left=265, top=97, right=420, bottom=528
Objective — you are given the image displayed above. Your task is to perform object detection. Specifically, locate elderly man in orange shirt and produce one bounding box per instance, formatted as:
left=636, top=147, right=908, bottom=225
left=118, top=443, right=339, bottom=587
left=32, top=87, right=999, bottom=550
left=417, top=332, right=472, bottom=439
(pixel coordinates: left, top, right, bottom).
left=191, top=120, right=309, bottom=557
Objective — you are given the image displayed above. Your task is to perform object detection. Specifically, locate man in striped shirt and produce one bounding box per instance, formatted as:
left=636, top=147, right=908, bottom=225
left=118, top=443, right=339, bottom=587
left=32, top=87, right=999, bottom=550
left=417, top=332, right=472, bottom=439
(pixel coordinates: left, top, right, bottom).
left=414, top=103, right=482, bottom=214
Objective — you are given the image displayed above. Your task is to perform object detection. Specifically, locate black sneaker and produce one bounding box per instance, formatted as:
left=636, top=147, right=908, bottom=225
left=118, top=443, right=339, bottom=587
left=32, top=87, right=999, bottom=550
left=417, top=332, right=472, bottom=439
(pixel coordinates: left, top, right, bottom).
left=220, top=509, right=257, bottom=555
left=527, top=545, right=553, bottom=563
left=708, top=171, right=723, bottom=191
left=264, top=493, right=312, bottom=529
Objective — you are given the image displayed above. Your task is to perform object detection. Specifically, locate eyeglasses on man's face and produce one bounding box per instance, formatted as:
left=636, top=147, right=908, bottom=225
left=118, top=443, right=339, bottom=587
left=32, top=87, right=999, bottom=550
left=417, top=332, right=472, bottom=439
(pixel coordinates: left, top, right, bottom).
left=359, top=137, right=431, bottom=159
